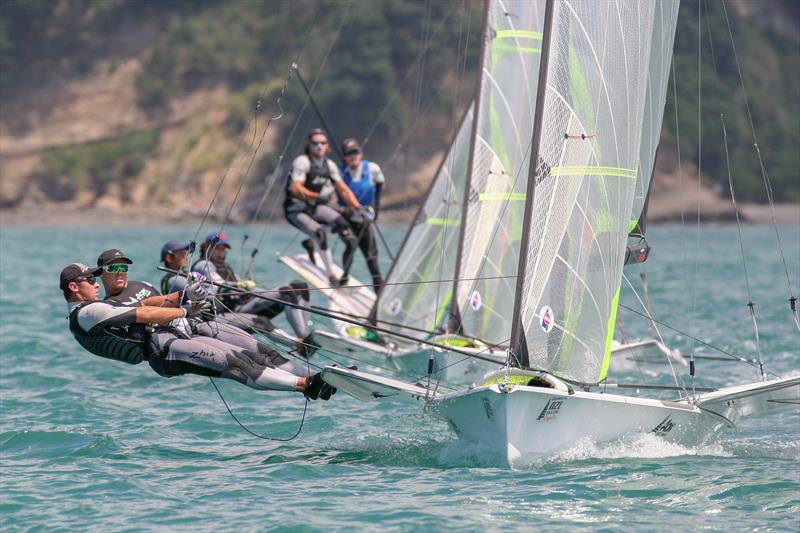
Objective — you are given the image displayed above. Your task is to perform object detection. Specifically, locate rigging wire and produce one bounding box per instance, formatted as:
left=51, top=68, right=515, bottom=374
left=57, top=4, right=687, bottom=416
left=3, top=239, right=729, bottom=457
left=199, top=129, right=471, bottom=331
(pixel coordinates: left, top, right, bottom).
left=720, top=0, right=799, bottom=332
left=721, top=113, right=765, bottom=380
left=705, top=0, right=766, bottom=380
left=622, top=273, right=687, bottom=395
left=617, top=302, right=782, bottom=379
left=687, top=0, right=703, bottom=399
left=247, top=2, right=354, bottom=249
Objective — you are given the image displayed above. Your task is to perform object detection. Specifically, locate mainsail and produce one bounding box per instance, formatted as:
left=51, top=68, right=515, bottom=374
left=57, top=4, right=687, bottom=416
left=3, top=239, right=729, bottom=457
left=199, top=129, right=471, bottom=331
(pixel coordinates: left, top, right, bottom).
left=452, top=0, right=547, bottom=345
left=510, top=0, right=680, bottom=383
left=374, top=108, right=473, bottom=334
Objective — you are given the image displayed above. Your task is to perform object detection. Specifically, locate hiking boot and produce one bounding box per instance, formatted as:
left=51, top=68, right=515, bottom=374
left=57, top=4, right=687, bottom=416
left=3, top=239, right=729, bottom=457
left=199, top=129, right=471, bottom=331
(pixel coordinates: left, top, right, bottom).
left=304, top=373, right=337, bottom=401
left=301, top=239, right=316, bottom=265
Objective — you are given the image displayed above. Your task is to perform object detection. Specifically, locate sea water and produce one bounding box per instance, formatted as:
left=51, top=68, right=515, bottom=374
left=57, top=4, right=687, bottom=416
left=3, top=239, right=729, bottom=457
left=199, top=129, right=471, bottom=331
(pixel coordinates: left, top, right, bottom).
left=1, top=223, right=798, bottom=531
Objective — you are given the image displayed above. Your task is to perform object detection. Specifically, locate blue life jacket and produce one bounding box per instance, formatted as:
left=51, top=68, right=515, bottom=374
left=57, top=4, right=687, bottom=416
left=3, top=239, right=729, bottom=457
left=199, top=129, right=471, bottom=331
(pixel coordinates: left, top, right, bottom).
left=339, top=160, right=375, bottom=207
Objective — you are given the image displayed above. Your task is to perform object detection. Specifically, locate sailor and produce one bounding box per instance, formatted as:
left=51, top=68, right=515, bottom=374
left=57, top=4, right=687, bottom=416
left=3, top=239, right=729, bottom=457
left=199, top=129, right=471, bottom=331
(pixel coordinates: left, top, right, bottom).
left=97, top=248, right=167, bottom=307
left=192, top=232, right=319, bottom=357
left=337, top=138, right=384, bottom=292
left=60, top=262, right=336, bottom=399
left=284, top=128, right=362, bottom=285
left=159, top=240, right=193, bottom=295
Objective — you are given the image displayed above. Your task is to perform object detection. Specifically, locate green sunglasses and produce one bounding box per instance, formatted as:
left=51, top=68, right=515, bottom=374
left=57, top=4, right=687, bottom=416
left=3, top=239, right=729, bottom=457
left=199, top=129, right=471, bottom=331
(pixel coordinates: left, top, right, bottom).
left=103, top=264, right=129, bottom=274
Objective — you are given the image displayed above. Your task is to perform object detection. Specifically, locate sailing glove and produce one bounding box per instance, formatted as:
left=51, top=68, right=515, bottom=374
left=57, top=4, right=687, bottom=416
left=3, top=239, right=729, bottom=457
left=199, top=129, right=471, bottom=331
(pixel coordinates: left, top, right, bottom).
left=358, top=206, right=376, bottom=223
left=182, top=299, right=211, bottom=318
left=186, top=281, right=209, bottom=302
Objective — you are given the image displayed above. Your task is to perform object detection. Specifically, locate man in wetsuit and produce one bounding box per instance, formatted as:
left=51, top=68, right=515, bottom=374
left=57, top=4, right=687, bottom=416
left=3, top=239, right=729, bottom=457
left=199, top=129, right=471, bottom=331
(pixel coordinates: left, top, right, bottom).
left=284, top=128, right=364, bottom=285
left=191, top=233, right=319, bottom=357
left=337, top=138, right=384, bottom=293
left=97, top=248, right=166, bottom=307
left=61, top=261, right=335, bottom=399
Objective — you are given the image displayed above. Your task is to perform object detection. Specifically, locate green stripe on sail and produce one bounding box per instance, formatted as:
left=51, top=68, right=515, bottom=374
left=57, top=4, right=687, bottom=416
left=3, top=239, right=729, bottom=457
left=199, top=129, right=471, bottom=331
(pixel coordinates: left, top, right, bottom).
left=550, top=166, right=638, bottom=178
left=599, top=286, right=621, bottom=382
left=433, top=288, right=453, bottom=331
left=627, top=219, right=638, bottom=233
left=493, top=44, right=541, bottom=54
left=425, top=217, right=460, bottom=227
left=495, top=29, right=543, bottom=40
left=478, top=192, right=527, bottom=201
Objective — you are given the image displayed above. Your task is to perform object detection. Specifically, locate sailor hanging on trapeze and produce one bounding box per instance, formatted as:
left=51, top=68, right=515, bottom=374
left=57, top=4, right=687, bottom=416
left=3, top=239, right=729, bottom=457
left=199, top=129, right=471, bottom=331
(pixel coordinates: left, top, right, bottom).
left=283, top=128, right=365, bottom=286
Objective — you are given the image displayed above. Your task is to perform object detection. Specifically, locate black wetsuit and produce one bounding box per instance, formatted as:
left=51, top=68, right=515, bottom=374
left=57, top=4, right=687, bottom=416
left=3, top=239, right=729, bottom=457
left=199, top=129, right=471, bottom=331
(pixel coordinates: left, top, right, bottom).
left=67, top=300, right=306, bottom=390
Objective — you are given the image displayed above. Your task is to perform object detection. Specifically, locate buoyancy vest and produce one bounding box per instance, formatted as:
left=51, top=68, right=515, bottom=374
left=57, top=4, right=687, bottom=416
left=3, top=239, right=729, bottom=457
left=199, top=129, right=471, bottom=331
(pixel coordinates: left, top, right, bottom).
left=105, top=281, right=160, bottom=307
left=68, top=302, right=149, bottom=365
left=339, top=160, right=375, bottom=207
left=284, top=157, right=334, bottom=213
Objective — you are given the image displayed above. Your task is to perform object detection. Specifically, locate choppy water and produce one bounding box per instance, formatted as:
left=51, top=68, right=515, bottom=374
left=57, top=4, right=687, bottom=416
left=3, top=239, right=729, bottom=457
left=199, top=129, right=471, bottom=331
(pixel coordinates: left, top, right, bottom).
left=1, top=223, right=798, bottom=531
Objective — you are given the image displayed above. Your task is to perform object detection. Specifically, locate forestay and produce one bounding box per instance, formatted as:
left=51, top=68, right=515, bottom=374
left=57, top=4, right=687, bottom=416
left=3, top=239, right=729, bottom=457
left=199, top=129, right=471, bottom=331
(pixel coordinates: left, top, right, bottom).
left=454, top=0, right=546, bottom=345
left=515, top=0, right=680, bottom=383
left=374, top=109, right=473, bottom=334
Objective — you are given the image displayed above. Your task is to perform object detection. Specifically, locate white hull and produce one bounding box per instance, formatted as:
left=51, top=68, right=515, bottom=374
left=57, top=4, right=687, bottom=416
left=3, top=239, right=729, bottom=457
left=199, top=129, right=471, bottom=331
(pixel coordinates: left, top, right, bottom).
left=431, top=370, right=800, bottom=466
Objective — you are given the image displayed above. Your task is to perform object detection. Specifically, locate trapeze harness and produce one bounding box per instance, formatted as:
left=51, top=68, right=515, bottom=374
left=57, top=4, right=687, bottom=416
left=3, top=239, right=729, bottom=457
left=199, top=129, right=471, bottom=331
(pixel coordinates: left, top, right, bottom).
left=284, top=156, right=335, bottom=214
left=68, top=302, right=151, bottom=365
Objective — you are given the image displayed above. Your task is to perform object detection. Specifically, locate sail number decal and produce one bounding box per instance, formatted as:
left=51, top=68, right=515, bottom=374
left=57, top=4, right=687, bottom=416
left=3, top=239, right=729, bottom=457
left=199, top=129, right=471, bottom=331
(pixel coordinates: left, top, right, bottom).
left=387, top=298, right=402, bottom=315
left=539, top=305, right=555, bottom=333
left=469, top=290, right=482, bottom=311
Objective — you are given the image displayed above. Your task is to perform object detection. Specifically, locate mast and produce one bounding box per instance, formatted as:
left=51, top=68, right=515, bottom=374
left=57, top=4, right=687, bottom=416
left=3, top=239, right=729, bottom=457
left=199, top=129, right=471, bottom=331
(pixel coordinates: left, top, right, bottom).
left=508, top=0, right=555, bottom=368
left=447, top=0, right=491, bottom=334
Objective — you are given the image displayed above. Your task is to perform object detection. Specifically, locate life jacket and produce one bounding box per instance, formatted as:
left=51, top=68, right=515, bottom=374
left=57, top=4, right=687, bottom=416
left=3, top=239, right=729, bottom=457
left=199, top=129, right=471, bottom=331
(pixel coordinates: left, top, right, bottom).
left=160, top=273, right=172, bottom=295
left=68, top=302, right=149, bottom=365
left=339, top=160, right=375, bottom=207
left=105, top=281, right=160, bottom=307
left=284, top=156, right=334, bottom=213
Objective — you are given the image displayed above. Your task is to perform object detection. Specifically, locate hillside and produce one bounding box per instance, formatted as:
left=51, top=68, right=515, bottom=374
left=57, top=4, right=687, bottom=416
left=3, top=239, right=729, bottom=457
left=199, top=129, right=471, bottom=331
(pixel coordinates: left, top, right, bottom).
left=1, top=0, right=798, bottom=224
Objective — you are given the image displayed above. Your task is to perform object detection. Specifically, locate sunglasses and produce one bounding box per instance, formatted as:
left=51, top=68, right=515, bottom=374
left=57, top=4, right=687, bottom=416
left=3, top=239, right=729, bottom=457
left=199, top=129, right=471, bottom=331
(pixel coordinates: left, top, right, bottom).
left=75, top=277, right=97, bottom=285
left=103, top=264, right=129, bottom=274
left=343, top=150, right=360, bottom=156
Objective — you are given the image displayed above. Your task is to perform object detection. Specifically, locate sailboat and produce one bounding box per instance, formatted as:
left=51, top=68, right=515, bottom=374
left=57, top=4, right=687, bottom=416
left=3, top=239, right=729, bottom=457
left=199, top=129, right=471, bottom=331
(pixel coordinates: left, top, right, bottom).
left=279, top=4, right=680, bottom=383
left=319, top=0, right=799, bottom=465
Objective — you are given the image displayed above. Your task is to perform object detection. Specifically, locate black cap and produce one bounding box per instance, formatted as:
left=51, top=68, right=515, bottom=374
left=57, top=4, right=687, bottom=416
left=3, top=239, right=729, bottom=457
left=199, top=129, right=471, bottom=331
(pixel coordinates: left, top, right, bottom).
left=97, top=249, right=133, bottom=267
left=60, top=263, right=102, bottom=290
left=161, top=240, right=191, bottom=262
left=341, top=138, right=361, bottom=155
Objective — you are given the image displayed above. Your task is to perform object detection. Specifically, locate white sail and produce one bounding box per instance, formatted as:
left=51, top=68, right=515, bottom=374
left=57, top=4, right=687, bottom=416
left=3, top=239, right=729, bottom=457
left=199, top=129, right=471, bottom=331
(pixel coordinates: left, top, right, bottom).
left=630, top=0, right=680, bottom=233
left=454, top=0, right=546, bottom=345
left=375, top=109, right=474, bottom=333
left=516, top=0, right=680, bottom=384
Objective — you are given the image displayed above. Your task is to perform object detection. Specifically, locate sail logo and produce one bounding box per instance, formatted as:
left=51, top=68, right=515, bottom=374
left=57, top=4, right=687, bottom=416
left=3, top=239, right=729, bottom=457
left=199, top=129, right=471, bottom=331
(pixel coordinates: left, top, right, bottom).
left=650, top=416, right=675, bottom=436
left=536, top=396, right=566, bottom=421
left=539, top=305, right=554, bottom=333
left=469, top=291, right=482, bottom=311
left=387, top=298, right=402, bottom=315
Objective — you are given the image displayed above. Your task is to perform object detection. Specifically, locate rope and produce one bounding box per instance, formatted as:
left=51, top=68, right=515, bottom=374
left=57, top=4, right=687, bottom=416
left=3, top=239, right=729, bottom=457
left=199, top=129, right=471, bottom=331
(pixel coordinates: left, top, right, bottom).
left=209, top=378, right=308, bottom=441
left=720, top=0, right=799, bottom=331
